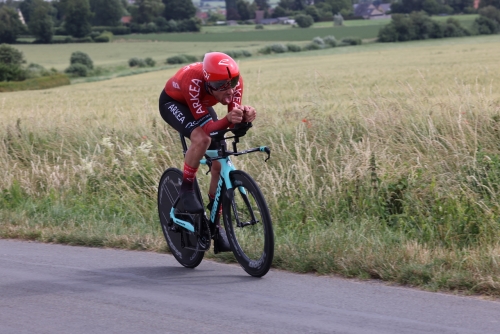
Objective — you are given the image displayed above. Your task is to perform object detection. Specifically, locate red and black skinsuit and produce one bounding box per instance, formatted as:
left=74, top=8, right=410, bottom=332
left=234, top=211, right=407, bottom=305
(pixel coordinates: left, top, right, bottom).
left=159, top=62, right=244, bottom=137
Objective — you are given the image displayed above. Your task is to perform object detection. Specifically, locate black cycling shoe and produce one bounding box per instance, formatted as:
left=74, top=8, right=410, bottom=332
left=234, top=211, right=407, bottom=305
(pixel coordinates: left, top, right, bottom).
left=213, top=226, right=231, bottom=254
left=177, top=190, right=204, bottom=213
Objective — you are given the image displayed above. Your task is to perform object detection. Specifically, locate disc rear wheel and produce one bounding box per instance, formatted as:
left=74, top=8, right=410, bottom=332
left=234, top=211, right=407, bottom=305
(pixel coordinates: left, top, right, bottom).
left=158, top=168, right=205, bottom=268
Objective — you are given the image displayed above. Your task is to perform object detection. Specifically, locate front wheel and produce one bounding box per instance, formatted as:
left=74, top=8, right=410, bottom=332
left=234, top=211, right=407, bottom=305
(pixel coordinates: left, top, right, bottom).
left=158, top=168, right=205, bottom=268
left=222, top=170, right=274, bottom=277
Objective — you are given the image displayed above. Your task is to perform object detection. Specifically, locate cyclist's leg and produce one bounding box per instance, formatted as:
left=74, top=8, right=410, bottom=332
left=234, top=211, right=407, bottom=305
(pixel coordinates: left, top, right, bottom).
left=203, top=107, right=230, bottom=252
left=159, top=90, right=212, bottom=212
left=203, top=107, right=223, bottom=210
left=206, top=106, right=224, bottom=197
left=208, top=161, right=221, bottom=196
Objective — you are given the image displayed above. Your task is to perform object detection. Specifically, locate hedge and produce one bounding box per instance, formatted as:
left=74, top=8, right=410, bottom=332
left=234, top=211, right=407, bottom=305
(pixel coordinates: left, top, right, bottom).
left=0, top=73, right=70, bottom=92
left=91, top=26, right=131, bottom=35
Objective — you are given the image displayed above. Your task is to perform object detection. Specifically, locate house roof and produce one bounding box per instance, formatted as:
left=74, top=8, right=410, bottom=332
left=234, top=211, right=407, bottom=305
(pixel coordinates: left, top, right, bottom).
left=121, top=16, right=132, bottom=24
left=196, top=12, right=208, bottom=19
left=354, top=2, right=391, bottom=18
left=354, top=3, right=374, bottom=17
left=379, top=4, right=391, bottom=12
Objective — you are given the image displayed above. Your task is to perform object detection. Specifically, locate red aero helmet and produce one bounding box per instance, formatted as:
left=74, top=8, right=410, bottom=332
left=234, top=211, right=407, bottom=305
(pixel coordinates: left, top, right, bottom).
left=202, top=52, right=239, bottom=82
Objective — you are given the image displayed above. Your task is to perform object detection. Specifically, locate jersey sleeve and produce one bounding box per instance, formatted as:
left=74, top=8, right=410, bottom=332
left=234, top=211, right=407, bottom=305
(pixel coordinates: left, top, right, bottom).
left=201, top=117, right=231, bottom=134
left=228, top=76, right=244, bottom=112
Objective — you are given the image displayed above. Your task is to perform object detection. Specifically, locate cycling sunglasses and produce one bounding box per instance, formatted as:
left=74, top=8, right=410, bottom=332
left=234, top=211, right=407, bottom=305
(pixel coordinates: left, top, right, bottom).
left=207, top=75, right=239, bottom=91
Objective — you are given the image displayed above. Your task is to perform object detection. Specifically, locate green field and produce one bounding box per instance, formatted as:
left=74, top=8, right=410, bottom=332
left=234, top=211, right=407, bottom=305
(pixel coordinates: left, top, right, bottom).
left=2, top=34, right=500, bottom=296
left=13, top=41, right=269, bottom=71
left=119, top=25, right=381, bottom=42
left=11, top=14, right=479, bottom=73
left=117, top=14, right=478, bottom=42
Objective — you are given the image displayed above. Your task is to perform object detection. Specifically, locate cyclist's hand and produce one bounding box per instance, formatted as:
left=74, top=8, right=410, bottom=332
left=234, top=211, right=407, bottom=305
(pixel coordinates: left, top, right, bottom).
left=227, top=108, right=244, bottom=124
left=242, top=106, right=256, bottom=122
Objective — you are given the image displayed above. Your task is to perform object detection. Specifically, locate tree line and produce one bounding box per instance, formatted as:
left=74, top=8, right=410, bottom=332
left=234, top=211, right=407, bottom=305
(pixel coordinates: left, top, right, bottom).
left=224, top=1, right=499, bottom=28
left=1, top=0, right=499, bottom=45
left=379, top=5, right=500, bottom=42
left=390, top=0, right=500, bottom=15
left=0, top=0, right=202, bottom=43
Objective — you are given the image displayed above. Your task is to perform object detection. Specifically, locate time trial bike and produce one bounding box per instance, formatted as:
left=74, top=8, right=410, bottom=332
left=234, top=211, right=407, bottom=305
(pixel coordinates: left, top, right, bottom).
left=157, top=122, right=274, bottom=277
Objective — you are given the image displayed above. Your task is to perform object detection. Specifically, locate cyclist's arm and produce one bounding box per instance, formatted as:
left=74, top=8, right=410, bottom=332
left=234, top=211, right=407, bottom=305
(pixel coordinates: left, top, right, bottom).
left=201, top=117, right=231, bottom=134
left=200, top=109, right=245, bottom=133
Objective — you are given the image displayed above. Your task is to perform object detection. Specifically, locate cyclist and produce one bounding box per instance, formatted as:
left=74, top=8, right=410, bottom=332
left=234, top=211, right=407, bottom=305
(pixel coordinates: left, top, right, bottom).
left=159, top=52, right=256, bottom=252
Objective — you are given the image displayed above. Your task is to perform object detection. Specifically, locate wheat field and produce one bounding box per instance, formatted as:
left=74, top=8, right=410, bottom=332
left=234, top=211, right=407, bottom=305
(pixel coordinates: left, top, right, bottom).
left=2, top=35, right=500, bottom=295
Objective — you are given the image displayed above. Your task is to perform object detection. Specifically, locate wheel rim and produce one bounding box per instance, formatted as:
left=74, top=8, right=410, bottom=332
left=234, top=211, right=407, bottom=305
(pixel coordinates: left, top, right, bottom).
left=229, top=186, right=268, bottom=265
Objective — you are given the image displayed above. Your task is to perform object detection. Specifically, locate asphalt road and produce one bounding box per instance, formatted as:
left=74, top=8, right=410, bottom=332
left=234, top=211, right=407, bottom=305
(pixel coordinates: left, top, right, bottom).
left=1, top=239, right=499, bottom=334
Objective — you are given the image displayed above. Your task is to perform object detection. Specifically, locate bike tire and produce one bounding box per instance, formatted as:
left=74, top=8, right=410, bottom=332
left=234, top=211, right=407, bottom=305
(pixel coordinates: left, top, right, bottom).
left=222, top=170, right=274, bottom=277
left=158, top=167, right=205, bottom=268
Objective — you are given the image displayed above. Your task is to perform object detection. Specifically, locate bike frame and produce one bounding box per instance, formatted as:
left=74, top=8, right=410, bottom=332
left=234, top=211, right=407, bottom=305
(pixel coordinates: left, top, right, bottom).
left=169, top=130, right=270, bottom=233
left=169, top=149, right=233, bottom=233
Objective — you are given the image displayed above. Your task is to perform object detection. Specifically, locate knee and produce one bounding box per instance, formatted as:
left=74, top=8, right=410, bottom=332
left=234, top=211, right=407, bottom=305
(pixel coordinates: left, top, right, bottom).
left=191, top=130, right=211, bottom=149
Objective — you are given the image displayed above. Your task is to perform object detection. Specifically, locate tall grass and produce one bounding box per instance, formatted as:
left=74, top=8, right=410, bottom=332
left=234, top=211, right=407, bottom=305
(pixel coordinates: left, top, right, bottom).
left=1, top=35, right=500, bottom=295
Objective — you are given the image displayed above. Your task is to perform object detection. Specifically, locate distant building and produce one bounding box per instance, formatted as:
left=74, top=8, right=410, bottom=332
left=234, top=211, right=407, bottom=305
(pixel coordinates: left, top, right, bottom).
left=353, top=2, right=391, bottom=20
left=196, top=11, right=209, bottom=23
left=255, top=10, right=265, bottom=24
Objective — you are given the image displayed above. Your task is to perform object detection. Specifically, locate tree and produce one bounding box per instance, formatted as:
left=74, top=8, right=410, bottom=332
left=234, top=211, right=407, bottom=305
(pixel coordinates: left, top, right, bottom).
left=272, top=5, right=288, bottom=17
left=70, top=51, right=93, bottom=69
left=28, top=0, right=54, bottom=43
left=333, top=12, right=343, bottom=25
left=278, top=0, right=307, bottom=10
left=178, top=17, right=202, bottom=32
left=63, top=0, right=93, bottom=38
left=89, top=0, right=124, bottom=26
left=479, top=0, right=500, bottom=8
left=446, top=0, right=474, bottom=13
left=323, top=0, right=351, bottom=14
left=207, top=11, right=226, bottom=23
left=19, top=0, right=35, bottom=24
left=378, top=13, right=415, bottom=41
left=0, top=44, right=26, bottom=81
left=277, top=0, right=294, bottom=10
left=390, top=0, right=423, bottom=14
left=134, top=0, right=164, bottom=24
left=315, top=2, right=333, bottom=19
left=0, top=44, right=25, bottom=66
left=236, top=0, right=253, bottom=20
left=225, top=0, right=239, bottom=20
left=292, top=0, right=307, bottom=10
left=305, top=5, right=320, bottom=21
left=162, top=0, right=196, bottom=21
left=479, top=5, right=500, bottom=22
left=422, top=0, right=441, bottom=15
left=253, top=0, right=269, bottom=10
left=0, top=6, right=26, bottom=44
left=51, top=1, right=66, bottom=25
left=295, top=13, right=314, bottom=27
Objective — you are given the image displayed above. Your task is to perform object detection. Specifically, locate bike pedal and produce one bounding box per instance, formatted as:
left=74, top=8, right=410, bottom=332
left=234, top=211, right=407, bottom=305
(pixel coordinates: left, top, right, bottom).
left=198, top=238, right=211, bottom=252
